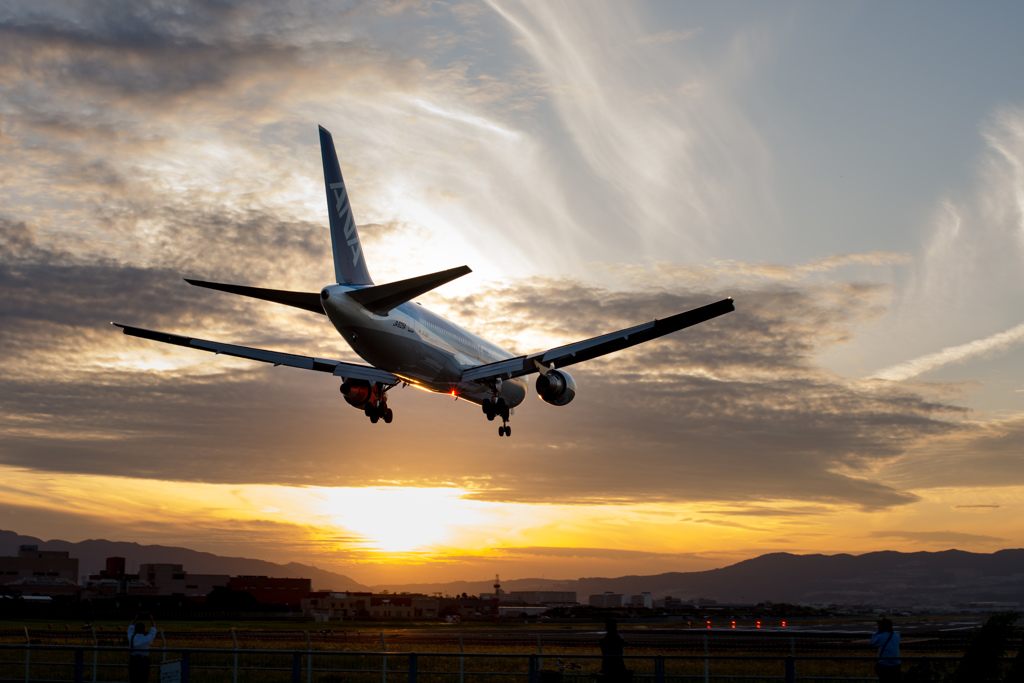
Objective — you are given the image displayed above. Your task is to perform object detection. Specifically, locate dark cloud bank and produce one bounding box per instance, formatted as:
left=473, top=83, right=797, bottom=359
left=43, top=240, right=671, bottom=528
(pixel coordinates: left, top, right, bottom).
left=1, top=215, right=1001, bottom=512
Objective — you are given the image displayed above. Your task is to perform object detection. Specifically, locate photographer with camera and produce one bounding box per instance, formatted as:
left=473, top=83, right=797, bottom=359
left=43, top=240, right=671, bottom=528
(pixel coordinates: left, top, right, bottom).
left=870, top=617, right=901, bottom=681
left=127, top=613, right=159, bottom=683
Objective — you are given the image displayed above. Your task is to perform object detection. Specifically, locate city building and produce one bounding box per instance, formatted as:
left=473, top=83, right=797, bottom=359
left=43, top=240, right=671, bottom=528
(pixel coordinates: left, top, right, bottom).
left=507, top=591, right=578, bottom=606
left=229, top=576, right=311, bottom=608
left=0, top=545, right=79, bottom=597
left=588, top=592, right=653, bottom=609
left=140, top=563, right=230, bottom=599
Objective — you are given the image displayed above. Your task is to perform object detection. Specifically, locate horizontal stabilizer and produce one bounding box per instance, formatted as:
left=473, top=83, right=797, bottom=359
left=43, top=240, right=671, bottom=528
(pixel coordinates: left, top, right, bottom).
left=185, top=279, right=325, bottom=315
left=346, top=265, right=471, bottom=316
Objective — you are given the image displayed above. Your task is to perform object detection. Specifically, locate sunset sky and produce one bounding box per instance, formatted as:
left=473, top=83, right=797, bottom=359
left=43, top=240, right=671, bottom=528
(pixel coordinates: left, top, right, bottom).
left=2, top=1, right=1024, bottom=587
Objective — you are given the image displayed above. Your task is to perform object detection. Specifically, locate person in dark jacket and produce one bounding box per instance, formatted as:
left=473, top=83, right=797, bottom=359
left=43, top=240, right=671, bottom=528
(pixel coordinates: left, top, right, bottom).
left=870, top=617, right=901, bottom=681
left=599, top=619, right=630, bottom=682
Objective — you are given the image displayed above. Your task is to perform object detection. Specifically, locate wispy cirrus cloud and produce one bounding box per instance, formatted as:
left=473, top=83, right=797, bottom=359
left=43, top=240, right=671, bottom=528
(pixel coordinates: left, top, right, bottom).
left=871, top=320, right=1024, bottom=381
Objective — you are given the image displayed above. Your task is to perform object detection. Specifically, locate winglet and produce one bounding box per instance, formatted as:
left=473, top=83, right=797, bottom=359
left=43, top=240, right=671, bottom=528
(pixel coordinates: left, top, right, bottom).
left=320, top=125, right=374, bottom=286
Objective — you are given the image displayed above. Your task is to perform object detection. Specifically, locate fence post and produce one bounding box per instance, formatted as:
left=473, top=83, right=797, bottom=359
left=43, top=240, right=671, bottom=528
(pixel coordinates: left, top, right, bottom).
left=90, top=624, right=98, bottom=682
left=408, top=653, right=418, bottom=683
left=459, top=632, right=464, bottom=683
left=381, top=633, right=388, bottom=683
left=23, top=627, right=30, bottom=683
left=784, top=655, right=795, bottom=683
left=306, top=631, right=313, bottom=683
left=655, top=655, right=665, bottom=683
left=74, top=649, right=84, bottom=683
left=231, top=629, right=239, bottom=683
left=528, top=654, right=539, bottom=683
left=292, top=652, right=302, bottom=683
left=703, top=634, right=709, bottom=683
left=181, top=651, right=190, bottom=683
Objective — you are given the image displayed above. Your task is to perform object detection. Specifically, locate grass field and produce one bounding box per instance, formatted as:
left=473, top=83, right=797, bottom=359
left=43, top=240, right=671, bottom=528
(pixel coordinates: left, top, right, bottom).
left=0, top=617, right=991, bottom=682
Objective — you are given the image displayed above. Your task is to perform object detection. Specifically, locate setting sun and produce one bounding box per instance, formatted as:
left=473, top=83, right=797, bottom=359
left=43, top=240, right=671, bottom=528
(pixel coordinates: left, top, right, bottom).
left=317, top=487, right=486, bottom=553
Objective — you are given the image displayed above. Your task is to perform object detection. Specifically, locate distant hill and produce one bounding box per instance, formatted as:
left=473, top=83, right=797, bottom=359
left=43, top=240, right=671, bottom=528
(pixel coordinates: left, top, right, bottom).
left=370, top=549, right=1024, bottom=608
left=0, top=530, right=368, bottom=592
left=5, top=530, right=1022, bottom=608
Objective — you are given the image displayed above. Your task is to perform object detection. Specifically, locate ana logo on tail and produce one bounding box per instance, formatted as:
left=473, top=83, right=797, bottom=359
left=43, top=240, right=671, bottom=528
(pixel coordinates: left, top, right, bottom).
left=329, top=181, right=362, bottom=268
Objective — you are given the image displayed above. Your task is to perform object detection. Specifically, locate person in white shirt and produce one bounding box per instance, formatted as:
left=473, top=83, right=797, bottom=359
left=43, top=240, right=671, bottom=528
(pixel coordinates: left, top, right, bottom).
left=869, top=617, right=901, bottom=681
left=127, top=614, right=159, bottom=683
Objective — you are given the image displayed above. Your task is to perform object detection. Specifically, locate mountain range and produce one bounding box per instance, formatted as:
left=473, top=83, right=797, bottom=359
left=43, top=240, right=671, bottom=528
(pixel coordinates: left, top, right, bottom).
left=4, top=530, right=1023, bottom=607
left=380, top=549, right=1024, bottom=608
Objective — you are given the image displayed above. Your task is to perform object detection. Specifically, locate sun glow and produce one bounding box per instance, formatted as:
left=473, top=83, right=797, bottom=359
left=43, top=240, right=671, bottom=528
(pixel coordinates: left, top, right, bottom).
left=317, top=487, right=486, bottom=553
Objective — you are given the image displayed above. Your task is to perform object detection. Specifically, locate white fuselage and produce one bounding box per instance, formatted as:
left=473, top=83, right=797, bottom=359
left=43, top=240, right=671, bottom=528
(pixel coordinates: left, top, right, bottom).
left=320, top=284, right=527, bottom=407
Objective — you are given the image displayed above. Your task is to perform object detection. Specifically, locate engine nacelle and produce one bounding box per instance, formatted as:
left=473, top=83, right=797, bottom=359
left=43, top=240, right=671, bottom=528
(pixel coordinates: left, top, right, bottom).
left=535, top=369, right=577, bottom=407
left=340, top=380, right=374, bottom=409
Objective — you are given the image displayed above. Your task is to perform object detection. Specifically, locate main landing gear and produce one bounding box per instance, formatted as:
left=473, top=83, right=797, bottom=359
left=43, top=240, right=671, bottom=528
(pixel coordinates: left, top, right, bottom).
left=365, top=401, right=393, bottom=425
left=482, top=396, right=512, bottom=437
left=340, top=381, right=393, bottom=425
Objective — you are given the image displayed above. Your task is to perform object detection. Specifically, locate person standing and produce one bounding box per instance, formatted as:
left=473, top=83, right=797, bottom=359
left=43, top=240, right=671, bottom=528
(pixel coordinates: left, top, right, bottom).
left=127, top=613, right=159, bottom=683
left=599, top=618, right=630, bottom=682
left=870, top=617, right=901, bottom=681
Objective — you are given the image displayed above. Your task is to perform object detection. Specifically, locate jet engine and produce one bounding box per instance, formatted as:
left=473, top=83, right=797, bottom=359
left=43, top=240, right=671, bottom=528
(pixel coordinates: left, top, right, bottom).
left=535, top=369, right=577, bottom=406
left=339, top=380, right=375, bottom=408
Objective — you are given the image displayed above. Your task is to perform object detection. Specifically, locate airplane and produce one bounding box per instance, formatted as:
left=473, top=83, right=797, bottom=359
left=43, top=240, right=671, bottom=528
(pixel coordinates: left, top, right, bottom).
left=114, top=126, right=735, bottom=437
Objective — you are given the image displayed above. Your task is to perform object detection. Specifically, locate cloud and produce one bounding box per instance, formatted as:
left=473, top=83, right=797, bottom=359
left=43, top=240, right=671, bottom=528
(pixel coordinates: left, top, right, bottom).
left=882, top=416, right=1024, bottom=490
left=484, top=0, right=774, bottom=262
left=696, top=505, right=837, bottom=517
left=2, top=212, right=969, bottom=512
left=871, top=320, right=1024, bottom=381
left=493, top=546, right=704, bottom=562
left=876, top=107, right=1024, bottom=376
left=867, top=530, right=1008, bottom=546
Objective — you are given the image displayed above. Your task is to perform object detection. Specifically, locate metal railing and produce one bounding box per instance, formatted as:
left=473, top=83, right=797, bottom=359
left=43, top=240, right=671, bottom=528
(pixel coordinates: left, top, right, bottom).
left=0, top=644, right=1008, bottom=683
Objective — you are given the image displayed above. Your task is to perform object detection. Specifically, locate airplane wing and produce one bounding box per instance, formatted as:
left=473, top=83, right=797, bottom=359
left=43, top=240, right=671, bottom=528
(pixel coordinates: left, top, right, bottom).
left=460, top=297, right=734, bottom=383
left=113, top=323, right=399, bottom=385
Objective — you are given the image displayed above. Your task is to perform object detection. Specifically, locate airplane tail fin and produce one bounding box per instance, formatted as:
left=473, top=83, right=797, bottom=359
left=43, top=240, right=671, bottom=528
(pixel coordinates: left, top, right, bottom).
left=319, top=125, right=374, bottom=285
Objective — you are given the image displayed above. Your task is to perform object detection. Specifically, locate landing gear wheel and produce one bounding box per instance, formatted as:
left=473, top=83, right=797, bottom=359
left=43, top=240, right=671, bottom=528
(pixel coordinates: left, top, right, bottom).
left=505, top=425, right=511, bottom=436
left=383, top=408, right=393, bottom=424
left=498, top=426, right=506, bottom=437
left=370, top=412, right=380, bottom=424
left=487, top=412, right=495, bottom=421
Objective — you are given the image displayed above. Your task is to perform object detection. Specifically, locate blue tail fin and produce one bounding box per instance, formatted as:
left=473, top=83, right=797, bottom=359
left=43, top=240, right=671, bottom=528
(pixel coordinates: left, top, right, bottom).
left=319, top=126, right=373, bottom=285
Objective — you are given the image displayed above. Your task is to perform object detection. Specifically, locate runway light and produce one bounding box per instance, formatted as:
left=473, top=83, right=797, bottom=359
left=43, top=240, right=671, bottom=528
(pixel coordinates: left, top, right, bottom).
left=756, top=621, right=761, bottom=629
left=731, top=621, right=735, bottom=629
left=706, top=621, right=711, bottom=629
left=782, top=621, right=787, bottom=628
